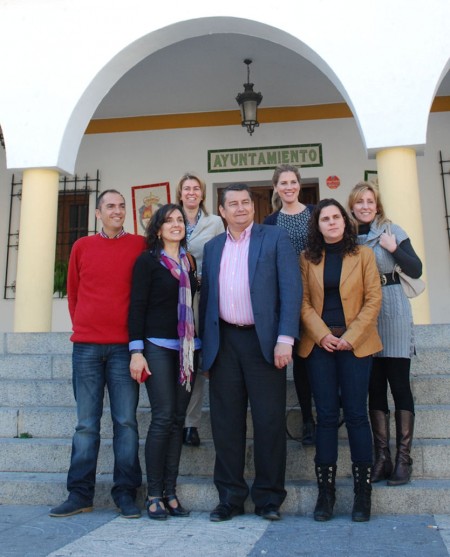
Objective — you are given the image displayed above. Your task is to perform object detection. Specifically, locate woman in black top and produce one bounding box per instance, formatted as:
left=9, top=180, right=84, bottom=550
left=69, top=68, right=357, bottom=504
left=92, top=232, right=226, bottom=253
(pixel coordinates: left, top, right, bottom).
left=128, top=204, right=199, bottom=520
left=264, top=164, right=315, bottom=445
left=299, top=199, right=382, bottom=522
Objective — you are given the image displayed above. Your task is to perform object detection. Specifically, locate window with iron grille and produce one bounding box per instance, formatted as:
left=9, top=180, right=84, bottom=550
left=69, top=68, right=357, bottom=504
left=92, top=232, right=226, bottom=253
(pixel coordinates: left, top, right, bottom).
left=4, top=171, right=100, bottom=299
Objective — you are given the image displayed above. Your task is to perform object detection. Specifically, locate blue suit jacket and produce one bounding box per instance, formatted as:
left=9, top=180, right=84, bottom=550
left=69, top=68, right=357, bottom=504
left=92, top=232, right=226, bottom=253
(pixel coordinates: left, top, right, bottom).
left=199, top=223, right=302, bottom=371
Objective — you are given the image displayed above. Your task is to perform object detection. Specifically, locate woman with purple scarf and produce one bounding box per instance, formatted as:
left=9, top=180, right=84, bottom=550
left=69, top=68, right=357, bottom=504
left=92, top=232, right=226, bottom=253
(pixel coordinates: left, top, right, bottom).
left=128, top=203, right=200, bottom=520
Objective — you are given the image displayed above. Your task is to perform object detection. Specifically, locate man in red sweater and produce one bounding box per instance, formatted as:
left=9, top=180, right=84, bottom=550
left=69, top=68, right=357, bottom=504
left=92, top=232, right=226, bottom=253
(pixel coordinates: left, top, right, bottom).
left=50, top=190, right=146, bottom=518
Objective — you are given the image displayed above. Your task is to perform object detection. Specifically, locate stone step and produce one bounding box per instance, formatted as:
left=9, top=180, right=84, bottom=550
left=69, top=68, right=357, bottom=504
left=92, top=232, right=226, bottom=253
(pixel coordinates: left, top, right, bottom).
left=2, top=324, right=448, bottom=354
left=410, top=374, right=450, bottom=403
left=1, top=438, right=449, bottom=479
left=414, top=324, right=450, bottom=349
left=0, top=326, right=449, bottom=382
left=411, top=349, right=450, bottom=375
left=1, top=349, right=448, bottom=381
left=1, top=333, right=72, bottom=355
left=1, top=367, right=448, bottom=408
left=1, top=472, right=449, bottom=515
left=2, top=404, right=449, bottom=440
left=285, top=405, right=450, bottom=440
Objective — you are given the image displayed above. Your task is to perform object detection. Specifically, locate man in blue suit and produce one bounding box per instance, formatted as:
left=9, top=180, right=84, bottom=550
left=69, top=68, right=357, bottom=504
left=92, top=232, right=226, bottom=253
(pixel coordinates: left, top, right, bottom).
left=200, top=184, right=302, bottom=522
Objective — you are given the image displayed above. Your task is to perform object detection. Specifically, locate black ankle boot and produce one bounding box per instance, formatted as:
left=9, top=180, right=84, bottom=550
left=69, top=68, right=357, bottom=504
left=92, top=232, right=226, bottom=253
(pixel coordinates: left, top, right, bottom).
left=352, top=463, right=372, bottom=522
left=183, top=427, right=200, bottom=447
left=313, top=464, right=336, bottom=521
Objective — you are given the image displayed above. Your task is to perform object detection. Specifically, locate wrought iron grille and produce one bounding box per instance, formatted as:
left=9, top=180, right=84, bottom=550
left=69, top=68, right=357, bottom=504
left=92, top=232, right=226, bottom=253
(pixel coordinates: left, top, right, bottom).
left=4, top=171, right=100, bottom=299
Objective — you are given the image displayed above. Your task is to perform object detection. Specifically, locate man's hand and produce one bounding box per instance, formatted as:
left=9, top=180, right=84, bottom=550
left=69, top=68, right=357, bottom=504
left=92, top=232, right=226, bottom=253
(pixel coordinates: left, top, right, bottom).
left=130, top=353, right=151, bottom=383
left=274, top=342, right=293, bottom=369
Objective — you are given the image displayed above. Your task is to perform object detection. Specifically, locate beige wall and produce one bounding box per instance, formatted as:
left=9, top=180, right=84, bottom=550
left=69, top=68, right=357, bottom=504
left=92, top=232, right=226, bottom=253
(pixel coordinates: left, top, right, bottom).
left=1, top=112, right=448, bottom=330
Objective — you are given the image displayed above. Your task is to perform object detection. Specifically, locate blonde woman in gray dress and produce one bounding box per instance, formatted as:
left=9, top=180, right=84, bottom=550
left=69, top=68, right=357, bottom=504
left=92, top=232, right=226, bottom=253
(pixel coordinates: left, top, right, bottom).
left=348, top=182, right=422, bottom=486
left=176, top=173, right=225, bottom=447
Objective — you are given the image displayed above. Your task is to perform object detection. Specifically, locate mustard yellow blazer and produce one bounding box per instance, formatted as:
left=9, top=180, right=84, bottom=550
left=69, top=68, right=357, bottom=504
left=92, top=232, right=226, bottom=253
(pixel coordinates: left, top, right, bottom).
left=298, top=246, right=383, bottom=358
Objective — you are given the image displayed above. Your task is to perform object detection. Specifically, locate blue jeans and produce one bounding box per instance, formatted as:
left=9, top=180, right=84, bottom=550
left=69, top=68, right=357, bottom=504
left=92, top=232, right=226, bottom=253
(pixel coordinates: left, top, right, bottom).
left=67, top=343, right=142, bottom=505
left=306, top=346, right=372, bottom=465
left=143, top=342, right=194, bottom=497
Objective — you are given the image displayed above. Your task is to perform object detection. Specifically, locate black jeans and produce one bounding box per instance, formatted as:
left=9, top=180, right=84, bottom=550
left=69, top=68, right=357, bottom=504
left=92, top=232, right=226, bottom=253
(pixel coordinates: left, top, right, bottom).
left=143, top=342, right=194, bottom=497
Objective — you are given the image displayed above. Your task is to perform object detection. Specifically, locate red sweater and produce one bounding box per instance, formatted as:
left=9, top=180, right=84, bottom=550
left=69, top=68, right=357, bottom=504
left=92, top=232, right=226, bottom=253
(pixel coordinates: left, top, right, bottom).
left=68, top=233, right=146, bottom=344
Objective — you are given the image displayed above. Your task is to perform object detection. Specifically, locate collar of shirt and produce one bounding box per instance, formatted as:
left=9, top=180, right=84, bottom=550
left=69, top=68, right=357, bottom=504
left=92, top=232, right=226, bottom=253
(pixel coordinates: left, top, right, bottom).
left=99, top=228, right=127, bottom=239
left=225, top=221, right=254, bottom=243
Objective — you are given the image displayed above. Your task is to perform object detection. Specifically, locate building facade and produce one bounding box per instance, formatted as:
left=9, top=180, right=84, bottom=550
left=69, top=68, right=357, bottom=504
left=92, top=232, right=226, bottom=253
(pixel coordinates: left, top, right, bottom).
left=0, top=0, right=449, bottom=331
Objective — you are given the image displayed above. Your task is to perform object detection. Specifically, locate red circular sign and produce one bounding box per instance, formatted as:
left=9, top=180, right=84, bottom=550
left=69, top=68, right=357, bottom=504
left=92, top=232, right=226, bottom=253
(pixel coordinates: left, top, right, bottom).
left=326, top=175, right=340, bottom=189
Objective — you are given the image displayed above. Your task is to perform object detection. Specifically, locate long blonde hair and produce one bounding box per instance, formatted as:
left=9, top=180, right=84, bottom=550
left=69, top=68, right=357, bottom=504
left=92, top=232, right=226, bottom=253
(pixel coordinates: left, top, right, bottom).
left=271, top=164, right=302, bottom=212
left=348, top=181, right=390, bottom=228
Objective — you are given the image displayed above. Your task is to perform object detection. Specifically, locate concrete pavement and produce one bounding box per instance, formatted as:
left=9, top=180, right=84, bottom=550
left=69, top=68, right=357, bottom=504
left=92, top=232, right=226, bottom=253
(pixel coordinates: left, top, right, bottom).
left=0, top=504, right=449, bottom=557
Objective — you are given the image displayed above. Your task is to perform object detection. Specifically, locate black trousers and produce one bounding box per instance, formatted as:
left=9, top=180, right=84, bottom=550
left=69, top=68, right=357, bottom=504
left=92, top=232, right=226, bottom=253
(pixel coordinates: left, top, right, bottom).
left=143, top=342, right=194, bottom=497
left=292, top=351, right=314, bottom=421
left=369, top=356, right=414, bottom=414
left=209, top=322, right=287, bottom=509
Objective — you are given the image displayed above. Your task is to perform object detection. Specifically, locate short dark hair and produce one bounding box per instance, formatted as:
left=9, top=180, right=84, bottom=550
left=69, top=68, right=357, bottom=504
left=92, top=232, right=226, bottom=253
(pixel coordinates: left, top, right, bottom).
left=145, top=203, right=187, bottom=257
left=96, top=189, right=125, bottom=210
left=220, top=183, right=252, bottom=207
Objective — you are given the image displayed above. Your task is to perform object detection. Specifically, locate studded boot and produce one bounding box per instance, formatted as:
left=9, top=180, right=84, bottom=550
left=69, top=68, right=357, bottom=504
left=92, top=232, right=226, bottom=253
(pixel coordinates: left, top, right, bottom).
left=352, top=463, right=372, bottom=522
left=313, top=464, right=336, bottom=521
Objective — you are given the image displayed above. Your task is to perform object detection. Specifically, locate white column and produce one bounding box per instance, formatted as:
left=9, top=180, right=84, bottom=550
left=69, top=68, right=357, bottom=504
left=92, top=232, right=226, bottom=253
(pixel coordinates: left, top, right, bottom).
left=14, top=168, right=59, bottom=332
left=376, top=147, right=430, bottom=324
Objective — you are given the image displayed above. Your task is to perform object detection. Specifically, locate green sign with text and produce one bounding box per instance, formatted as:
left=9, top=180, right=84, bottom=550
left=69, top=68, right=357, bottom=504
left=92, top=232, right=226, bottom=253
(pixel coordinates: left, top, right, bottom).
left=208, top=144, right=322, bottom=173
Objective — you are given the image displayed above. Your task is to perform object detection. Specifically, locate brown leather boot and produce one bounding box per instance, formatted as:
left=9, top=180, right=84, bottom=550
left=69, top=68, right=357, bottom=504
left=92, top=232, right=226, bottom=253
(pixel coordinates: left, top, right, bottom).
left=369, top=410, right=393, bottom=482
left=387, top=410, right=414, bottom=486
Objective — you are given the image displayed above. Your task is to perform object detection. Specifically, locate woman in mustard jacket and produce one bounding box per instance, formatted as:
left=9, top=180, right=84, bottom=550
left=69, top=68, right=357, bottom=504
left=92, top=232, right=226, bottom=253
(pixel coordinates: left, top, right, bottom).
left=299, top=199, right=382, bottom=523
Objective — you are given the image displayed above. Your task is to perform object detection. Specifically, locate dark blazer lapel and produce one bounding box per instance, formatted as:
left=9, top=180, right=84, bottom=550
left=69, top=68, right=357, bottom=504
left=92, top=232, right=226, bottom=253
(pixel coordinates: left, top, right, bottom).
left=248, top=224, right=263, bottom=285
left=211, top=233, right=227, bottom=273
left=207, top=234, right=227, bottom=310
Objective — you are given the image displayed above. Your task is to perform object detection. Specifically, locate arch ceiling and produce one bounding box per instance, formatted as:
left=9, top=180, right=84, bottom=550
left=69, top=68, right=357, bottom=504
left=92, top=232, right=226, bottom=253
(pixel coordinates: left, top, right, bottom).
left=1, top=11, right=450, bottom=172
left=94, top=34, right=450, bottom=120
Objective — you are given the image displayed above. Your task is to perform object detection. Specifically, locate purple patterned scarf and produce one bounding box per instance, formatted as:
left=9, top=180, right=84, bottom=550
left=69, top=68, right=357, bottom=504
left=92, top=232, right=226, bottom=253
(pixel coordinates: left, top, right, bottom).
left=160, top=251, right=195, bottom=391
